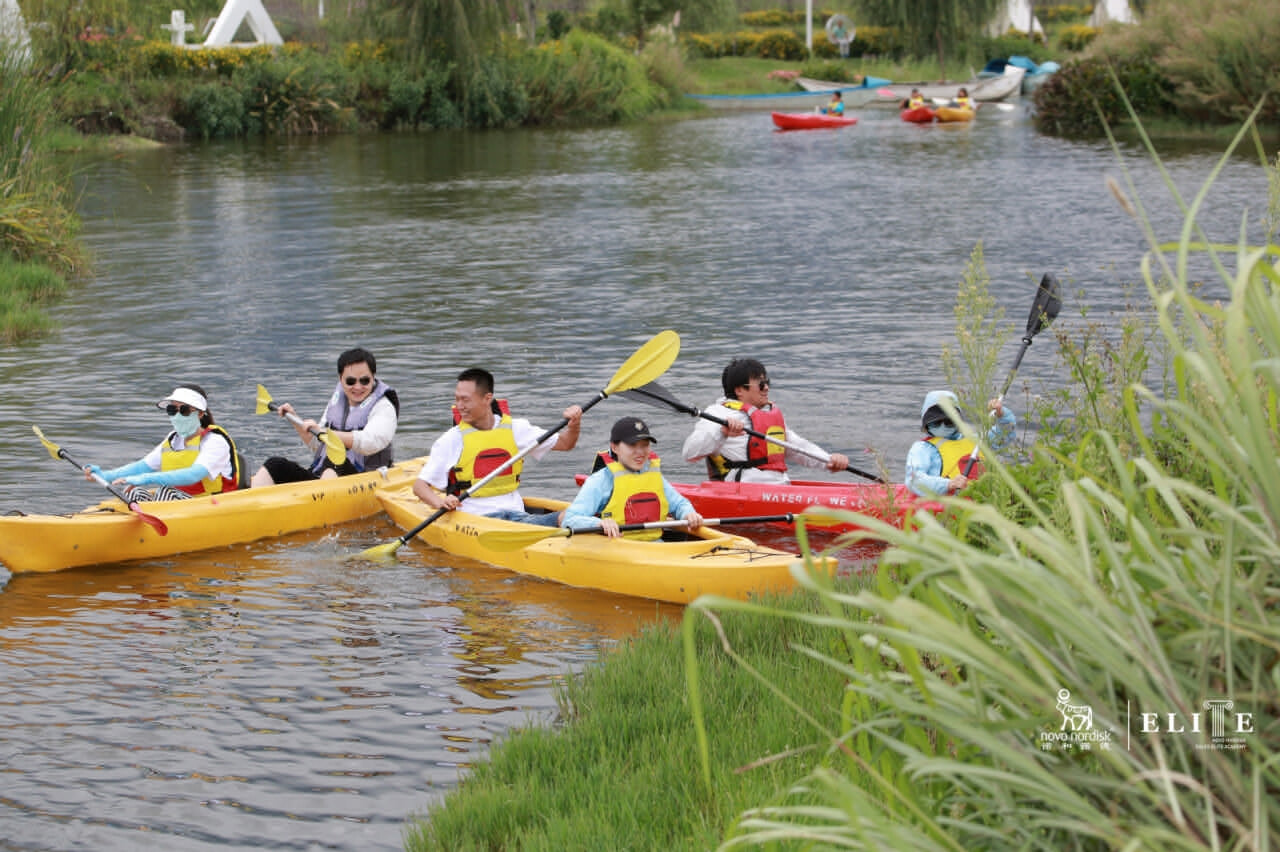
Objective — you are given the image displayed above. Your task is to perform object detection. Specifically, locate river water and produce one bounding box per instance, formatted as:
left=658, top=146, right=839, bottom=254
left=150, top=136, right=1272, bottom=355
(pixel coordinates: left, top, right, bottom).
left=0, top=107, right=1271, bottom=850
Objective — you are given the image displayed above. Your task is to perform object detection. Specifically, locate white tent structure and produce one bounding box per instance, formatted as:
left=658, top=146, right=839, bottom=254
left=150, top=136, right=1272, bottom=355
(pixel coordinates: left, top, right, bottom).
left=987, top=0, right=1045, bottom=37
left=0, top=0, right=32, bottom=66
left=201, top=0, right=283, bottom=47
left=1089, top=0, right=1137, bottom=26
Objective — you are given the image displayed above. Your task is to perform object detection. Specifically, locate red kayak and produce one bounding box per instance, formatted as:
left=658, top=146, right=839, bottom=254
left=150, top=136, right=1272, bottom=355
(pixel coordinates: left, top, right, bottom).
left=574, top=474, right=938, bottom=534
left=900, top=106, right=936, bottom=123
left=669, top=479, right=938, bottom=533
left=772, top=112, right=858, bottom=131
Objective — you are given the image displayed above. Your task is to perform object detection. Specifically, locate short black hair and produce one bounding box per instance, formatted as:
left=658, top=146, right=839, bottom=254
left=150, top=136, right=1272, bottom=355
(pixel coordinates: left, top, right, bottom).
left=337, top=347, right=376, bottom=375
left=457, top=367, right=494, bottom=396
left=721, top=358, right=768, bottom=398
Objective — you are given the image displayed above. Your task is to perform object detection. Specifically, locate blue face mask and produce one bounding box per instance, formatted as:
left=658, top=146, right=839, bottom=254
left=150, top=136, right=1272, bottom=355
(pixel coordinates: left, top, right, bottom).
left=170, top=412, right=202, bottom=437
left=927, top=422, right=961, bottom=440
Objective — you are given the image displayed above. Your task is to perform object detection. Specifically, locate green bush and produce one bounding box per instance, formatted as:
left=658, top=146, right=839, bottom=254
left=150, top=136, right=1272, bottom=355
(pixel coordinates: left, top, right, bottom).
left=519, top=31, right=659, bottom=126
left=1059, top=24, right=1098, bottom=52
left=1033, top=56, right=1175, bottom=136
left=176, top=82, right=246, bottom=139
left=752, top=28, right=806, bottom=61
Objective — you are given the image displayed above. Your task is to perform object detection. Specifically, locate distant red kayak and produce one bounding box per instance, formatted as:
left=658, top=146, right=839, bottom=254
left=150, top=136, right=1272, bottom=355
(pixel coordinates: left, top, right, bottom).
left=900, top=105, right=936, bottom=123
left=771, top=111, right=858, bottom=130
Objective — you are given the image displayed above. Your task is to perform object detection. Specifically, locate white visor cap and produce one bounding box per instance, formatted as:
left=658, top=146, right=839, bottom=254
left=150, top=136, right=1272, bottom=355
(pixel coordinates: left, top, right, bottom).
left=157, top=386, right=208, bottom=412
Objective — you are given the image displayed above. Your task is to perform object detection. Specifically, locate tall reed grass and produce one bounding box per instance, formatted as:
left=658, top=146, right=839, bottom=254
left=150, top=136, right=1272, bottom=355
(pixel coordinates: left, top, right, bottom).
left=685, top=106, right=1280, bottom=850
left=1, top=57, right=82, bottom=339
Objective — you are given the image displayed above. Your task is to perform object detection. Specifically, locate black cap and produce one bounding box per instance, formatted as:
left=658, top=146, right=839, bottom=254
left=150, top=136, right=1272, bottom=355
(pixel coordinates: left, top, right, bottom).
left=610, top=417, right=657, bottom=444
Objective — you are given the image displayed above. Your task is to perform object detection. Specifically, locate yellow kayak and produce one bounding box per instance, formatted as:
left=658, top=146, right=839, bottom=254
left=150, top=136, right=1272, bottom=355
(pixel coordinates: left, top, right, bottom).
left=376, top=485, right=836, bottom=605
left=0, top=456, right=426, bottom=574
left=935, top=105, right=976, bottom=122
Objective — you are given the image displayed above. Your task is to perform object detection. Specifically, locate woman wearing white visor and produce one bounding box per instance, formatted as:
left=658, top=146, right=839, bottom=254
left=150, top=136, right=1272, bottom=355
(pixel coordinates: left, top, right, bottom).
left=86, top=383, right=242, bottom=501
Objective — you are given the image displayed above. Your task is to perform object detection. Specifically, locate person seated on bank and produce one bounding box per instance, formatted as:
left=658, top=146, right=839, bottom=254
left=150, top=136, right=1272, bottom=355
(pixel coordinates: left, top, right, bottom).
left=86, top=384, right=241, bottom=502
left=562, top=417, right=703, bottom=540
left=682, top=358, right=850, bottom=485
left=251, top=347, right=399, bottom=487
left=822, top=91, right=845, bottom=116
left=905, top=390, right=1016, bottom=497
left=413, top=367, right=583, bottom=527
left=952, top=87, right=973, bottom=109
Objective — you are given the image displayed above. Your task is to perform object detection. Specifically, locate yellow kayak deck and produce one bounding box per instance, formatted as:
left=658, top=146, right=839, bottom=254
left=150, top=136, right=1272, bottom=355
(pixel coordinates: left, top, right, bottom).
left=376, top=485, right=835, bottom=605
left=0, top=456, right=426, bottom=574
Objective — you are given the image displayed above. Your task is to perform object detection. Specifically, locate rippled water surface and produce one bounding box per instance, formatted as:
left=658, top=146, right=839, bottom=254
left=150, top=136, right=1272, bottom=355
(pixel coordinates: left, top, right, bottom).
left=0, top=108, right=1269, bottom=849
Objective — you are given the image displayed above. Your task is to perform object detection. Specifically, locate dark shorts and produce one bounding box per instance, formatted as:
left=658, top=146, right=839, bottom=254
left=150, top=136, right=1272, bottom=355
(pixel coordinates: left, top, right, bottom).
left=261, top=456, right=360, bottom=484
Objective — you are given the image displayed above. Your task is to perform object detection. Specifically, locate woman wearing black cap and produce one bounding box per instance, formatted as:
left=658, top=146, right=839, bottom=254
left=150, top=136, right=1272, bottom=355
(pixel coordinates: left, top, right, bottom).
left=562, top=416, right=703, bottom=541
left=85, top=383, right=241, bottom=501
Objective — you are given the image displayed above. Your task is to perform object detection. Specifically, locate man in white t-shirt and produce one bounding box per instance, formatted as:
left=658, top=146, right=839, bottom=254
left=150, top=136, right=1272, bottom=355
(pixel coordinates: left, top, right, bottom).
left=413, top=368, right=582, bottom=526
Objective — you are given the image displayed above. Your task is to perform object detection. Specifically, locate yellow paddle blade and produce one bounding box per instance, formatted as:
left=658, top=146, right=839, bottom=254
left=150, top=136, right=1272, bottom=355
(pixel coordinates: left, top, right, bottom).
left=32, top=425, right=62, bottom=461
left=320, top=430, right=347, bottom=465
left=602, top=330, right=680, bottom=397
left=254, top=383, right=274, bottom=415
left=358, top=539, right=406, bottom=560
left=479, top=526, right=572, bottom=552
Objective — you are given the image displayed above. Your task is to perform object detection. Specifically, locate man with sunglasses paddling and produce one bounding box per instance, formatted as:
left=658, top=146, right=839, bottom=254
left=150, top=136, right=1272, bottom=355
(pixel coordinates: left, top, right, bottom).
left=251, top=347, right=399, bottom=486
left=905, top=390, right=1016, bottom=497
left=85, top=383, right=242, bottom=501
left=682, top=358, right=850, bottom=485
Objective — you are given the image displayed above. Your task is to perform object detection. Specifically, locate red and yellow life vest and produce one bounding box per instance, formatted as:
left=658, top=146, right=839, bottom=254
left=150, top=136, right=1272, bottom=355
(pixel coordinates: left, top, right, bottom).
left=707, top=401, right=787, bottom=480
left=601, top=458, right=668, bottom=541
left=925, top=435, right=983, bottom=478
left=449, top=414, right=522, bottom=497
left=160, top=426, right=240, bottom=495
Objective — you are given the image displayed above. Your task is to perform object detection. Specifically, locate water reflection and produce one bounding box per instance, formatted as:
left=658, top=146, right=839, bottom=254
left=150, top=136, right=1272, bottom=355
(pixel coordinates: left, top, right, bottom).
left=0, top=524, right=678, bottom=850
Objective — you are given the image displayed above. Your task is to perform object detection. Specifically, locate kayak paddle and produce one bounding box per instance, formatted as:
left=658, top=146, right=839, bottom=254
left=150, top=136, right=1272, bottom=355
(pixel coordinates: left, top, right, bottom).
left=255, top=383, right=347, bottom=466
left=33, top=425, right=169, bottom=536
left=617, top=380, right=887, bottom=484
left=478, top=513, right=817, bottom=552
left=962, top=272, right=1062, bottom=476
left=356, top=329, right=682, bottom=561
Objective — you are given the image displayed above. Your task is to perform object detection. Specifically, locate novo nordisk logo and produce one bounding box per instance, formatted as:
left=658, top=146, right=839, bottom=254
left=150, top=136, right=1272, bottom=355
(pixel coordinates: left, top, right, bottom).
left=1038, top=689, right=1255, bottom=753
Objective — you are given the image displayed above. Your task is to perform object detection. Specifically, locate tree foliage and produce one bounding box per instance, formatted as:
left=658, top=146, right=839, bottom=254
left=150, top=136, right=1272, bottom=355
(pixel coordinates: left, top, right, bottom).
left=358, top=0, right=514, bottom=69
left=853, top=0, right=1003, bottom=75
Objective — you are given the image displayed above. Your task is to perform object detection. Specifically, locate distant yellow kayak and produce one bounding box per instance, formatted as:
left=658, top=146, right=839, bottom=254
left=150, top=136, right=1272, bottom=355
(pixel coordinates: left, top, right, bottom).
left=0, top=456, right=426, bottom=574
left=376, top=485, right=836, bottom=605
left=935, top=105, right=976, bottom=122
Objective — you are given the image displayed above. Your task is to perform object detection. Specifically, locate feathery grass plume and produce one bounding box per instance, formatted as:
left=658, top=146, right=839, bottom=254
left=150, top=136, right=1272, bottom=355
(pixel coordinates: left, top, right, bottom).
left=685, top=97, right=1280, bottom=849
left=940, top=241, right=1011, bottom=425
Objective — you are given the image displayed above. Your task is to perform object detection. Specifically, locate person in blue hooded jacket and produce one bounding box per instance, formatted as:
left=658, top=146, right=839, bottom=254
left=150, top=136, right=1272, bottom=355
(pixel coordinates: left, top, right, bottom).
left=905, top=390, right=1016, bottom=497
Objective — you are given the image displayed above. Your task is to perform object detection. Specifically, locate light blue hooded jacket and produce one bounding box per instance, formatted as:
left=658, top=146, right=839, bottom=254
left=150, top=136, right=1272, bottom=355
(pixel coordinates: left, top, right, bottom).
left=905, top=390, right=1016, bottom=497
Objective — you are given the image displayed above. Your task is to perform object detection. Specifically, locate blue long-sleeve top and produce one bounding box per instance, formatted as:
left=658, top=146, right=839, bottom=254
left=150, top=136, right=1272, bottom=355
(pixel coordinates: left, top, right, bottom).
left=561, top=461, right=696, bottom=531
left=905, top=407, right=1016, bottom=497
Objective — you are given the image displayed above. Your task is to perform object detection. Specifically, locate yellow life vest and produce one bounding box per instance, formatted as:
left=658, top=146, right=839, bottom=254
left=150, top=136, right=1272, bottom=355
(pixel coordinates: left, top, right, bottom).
left=601, top=458, right=668, bottom=541
left=955, top=95, right=972, bottom=109
left=160, top=426, right=240, bottom=495
left=909, top=95, right=925, bottom=108
left=925, top=435, right=979, bottom=478
left=451, top=415, right=522, bottom=498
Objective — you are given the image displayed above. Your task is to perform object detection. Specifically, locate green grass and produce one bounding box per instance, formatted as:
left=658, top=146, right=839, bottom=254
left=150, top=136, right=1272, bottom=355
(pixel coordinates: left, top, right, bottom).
left=404, top=575, right=874, bottom=852
left=0, top=254, right=68, bottom=343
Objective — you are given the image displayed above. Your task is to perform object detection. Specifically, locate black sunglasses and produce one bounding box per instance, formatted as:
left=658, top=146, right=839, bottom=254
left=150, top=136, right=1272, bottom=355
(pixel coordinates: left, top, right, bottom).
left=344, top=376, right=373, bottom=387
left=165, top=404, right=195, bottom=416
left=929, top=417, right=955, bottom=430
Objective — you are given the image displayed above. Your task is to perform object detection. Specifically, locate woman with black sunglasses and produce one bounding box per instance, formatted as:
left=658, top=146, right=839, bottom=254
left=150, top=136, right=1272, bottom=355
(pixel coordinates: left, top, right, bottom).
left=250, top=347, right=399, bottom=487
left=905, top=389, right=1016, bottom=497
left=85, top=383, right=242, bottom=501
